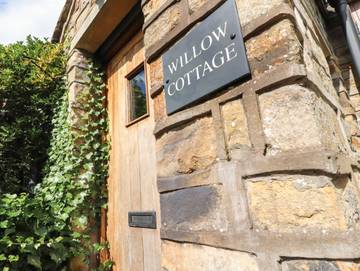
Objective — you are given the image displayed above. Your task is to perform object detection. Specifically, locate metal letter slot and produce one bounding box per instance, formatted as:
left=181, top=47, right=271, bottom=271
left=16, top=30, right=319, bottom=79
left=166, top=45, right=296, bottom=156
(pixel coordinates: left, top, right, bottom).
left=128, top=211, right=157, bottom=229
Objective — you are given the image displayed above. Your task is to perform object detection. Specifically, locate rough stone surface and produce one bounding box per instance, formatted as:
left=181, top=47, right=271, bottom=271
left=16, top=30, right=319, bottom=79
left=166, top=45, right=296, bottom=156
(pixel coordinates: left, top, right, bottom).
left=259, top=85, right=347, bottom=155
left=64, top=0, right=96, bottom=41
left=221, top=98, right=251, bottom=150
left=160, top=185, right=228, bottom=232
left=236, top=0, right=287, bottom=25
left=143, top=0, right=168, bottom=20
left=351, top=94, right=360, bottom=112
left=67, top=66, right=89, bottom=85
left=162, top=241, right=259, bottom=271
left=156, top=116, right=217, bottom=177
left=352, top=136, right=360, bottom=152
left=188, top=0, right=207, bottom=14
left=144, top=3, right=182, bottom=49
left=75, top=1, right=92, bottom=31
left=154, top=91, right=167, bottom=122
left=149, top=57, right=163, bottom=90
left=346, top=67, right=360, bottom=96
left=69, top=82, right=87, bottom=108
left=246, top=175, right=348, bottom=232
left=339, top=176, right=360, bottom=228
left=245, top=19, right=302, bottom=78
left=282, top=259, right=360, bottom=271
left=303, top=28, right=338, bottom=100
left=67, top=49, right=89, bottom=71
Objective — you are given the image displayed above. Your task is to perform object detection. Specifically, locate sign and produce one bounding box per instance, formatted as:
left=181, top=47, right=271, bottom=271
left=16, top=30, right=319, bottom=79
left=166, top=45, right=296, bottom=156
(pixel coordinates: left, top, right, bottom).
left=162, top=0, right=250, bottom=114
left=128, top=211, right=157, bottom=229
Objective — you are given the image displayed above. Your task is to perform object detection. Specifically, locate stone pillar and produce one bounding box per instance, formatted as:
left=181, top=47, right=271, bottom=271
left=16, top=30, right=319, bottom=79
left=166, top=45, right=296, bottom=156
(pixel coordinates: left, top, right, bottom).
left=67, top=48, right=100, bottom=271
left=67, top=49, right=90, bottom=129
left=142, top=0, right=360, bottom=270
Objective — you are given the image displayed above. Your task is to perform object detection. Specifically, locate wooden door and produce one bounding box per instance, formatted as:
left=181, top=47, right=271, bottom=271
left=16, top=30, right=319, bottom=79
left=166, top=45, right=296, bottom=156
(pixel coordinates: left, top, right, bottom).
left=106, top=32, right=161, bottom=271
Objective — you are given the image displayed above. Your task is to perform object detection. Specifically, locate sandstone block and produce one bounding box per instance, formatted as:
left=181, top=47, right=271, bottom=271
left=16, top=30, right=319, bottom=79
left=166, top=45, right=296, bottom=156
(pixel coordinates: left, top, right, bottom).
left=352, top=136, right=360, bottom=152
left=154, top=91, right=167, bottom=122
left=347, top=67, right=360, bottom=96
left=143, top=0, right=168, bottom=20
left=156, top=116, right=217, bottom=177
left=67, top=49, right=89, bottom=72
left=350, top=94, right=360, bottom=111
left=245, top=19, right=302, bottom=78
left=162, top=241, right=259, bottom=271
left=149, top=57, right=163, bottom=89
left=340, top=176, right=360, bottom=227
left=246, top=175, right=348, bottom=232
left=188, top=0, right=208, bottom=14
left=303, top=28, right=339, bottom=100
left=144, top=3, right=182, bottom=49
left=236, top=0, right=287, bottom=25
left=69, top=82, right=88, bottom=107
left=160, top=185, right=228, bottom=232
left=221, top=98, right=251, bottom=150
left=282, top=259, right=360, bottom=271
left=75, top=0, right=91, bottom=32
left=67, top=65, right=89, bottom=85
left=259, top=85, right=347, bottom=155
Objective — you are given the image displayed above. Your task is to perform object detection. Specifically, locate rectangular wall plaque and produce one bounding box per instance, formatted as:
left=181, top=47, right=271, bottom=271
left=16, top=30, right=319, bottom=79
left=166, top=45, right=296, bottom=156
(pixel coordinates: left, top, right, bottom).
left=162, top=0, right=250, bottom=114
left=128, top=211, right=157, bottom=229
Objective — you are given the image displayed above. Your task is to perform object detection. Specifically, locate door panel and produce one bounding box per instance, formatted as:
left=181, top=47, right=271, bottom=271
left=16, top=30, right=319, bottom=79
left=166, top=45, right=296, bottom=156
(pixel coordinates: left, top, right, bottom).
left=106, top=32, right=161, bottom=271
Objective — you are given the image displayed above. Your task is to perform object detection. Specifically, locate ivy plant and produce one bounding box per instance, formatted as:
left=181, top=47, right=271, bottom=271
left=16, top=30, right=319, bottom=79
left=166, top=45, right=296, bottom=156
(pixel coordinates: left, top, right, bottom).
left=0, top=38, right=111, bottom=270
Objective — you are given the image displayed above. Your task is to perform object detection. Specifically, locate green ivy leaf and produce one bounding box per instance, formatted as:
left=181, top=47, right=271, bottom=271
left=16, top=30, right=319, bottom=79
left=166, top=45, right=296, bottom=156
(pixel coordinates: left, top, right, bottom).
left=27, top=254, right=41, bottom=270
left=8, top=255, right=19, bottom=262
left=0, top=220, right=8, bottom=228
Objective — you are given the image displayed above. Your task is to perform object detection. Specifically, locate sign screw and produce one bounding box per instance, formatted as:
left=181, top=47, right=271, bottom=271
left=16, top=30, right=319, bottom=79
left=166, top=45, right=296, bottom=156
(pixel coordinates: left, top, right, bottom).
left=230, top=33, right=236, bottom=40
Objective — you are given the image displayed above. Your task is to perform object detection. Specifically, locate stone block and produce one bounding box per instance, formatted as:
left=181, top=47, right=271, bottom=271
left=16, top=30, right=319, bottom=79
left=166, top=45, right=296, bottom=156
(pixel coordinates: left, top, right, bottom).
left=221, top=98, right=251, bottom=150
left=245, top=19, right=302, bottom=78
left=154, top=91, right=167, bottom=122
left=75, top=0, right=91, bottom=32
left=282, top=259, right=360, bottom=271
left=347, top=67, right=360, bottom=96
left=303, top=28, right=339, bottom=100
left=144, top=3, right=182, bottom=49
left=162, top=241, right=259, bottom=271
left=188, top=0, right=207, bottom=14
left=67, top=65, right=89, bottom=85
left=246, top=175, right=348, bottom=232
left=352, top=136, right=360, bottom=152
left=160, top=185, right=228, bottom=232
left=67, top=49, right=89, bottom=72
left=236, top=0, right=287, bottom=25
left=149, top=57, right=163, bottom=89
left=259, top=85, right=347, bottom=155
left=350, top=94, right=360, bottom=110
left=143, top=0, right=168, bottom=20
left=156, top=116, right=217, bottom=177
left=340, top=176, right=360, bottom=227
left=69, top=82, right=88, bottom=108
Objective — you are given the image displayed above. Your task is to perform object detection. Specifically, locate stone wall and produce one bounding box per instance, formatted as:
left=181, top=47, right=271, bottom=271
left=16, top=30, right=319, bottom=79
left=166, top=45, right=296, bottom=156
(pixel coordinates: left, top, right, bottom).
left=57, top=0, right=97, bottom=43
left=327, top=1, right=360, bottom=153
left=62, top=0, right=96, bottom=127
left=58, top=0, right=360, bottom=270
left=143, top=0, right=360, bottom=270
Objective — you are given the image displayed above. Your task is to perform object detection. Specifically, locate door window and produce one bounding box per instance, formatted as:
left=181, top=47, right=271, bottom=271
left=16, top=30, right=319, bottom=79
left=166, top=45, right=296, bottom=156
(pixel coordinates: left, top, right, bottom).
left=127, top=66, right=148, bottom=124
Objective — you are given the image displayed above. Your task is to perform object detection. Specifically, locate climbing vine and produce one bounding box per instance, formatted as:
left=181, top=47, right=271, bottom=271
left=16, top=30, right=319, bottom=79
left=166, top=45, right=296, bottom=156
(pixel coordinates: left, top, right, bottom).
left=0, top=39, right=111, bottom=270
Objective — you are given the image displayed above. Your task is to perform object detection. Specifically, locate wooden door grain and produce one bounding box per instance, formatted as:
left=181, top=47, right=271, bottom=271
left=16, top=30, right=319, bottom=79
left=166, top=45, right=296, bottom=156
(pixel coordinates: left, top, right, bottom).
left=106, top=32, right=161, bottom=271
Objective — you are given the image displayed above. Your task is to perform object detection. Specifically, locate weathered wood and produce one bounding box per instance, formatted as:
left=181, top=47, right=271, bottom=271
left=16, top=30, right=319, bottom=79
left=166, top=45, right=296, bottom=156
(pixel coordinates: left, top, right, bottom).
left=106, top=32, right=161, bottom=271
